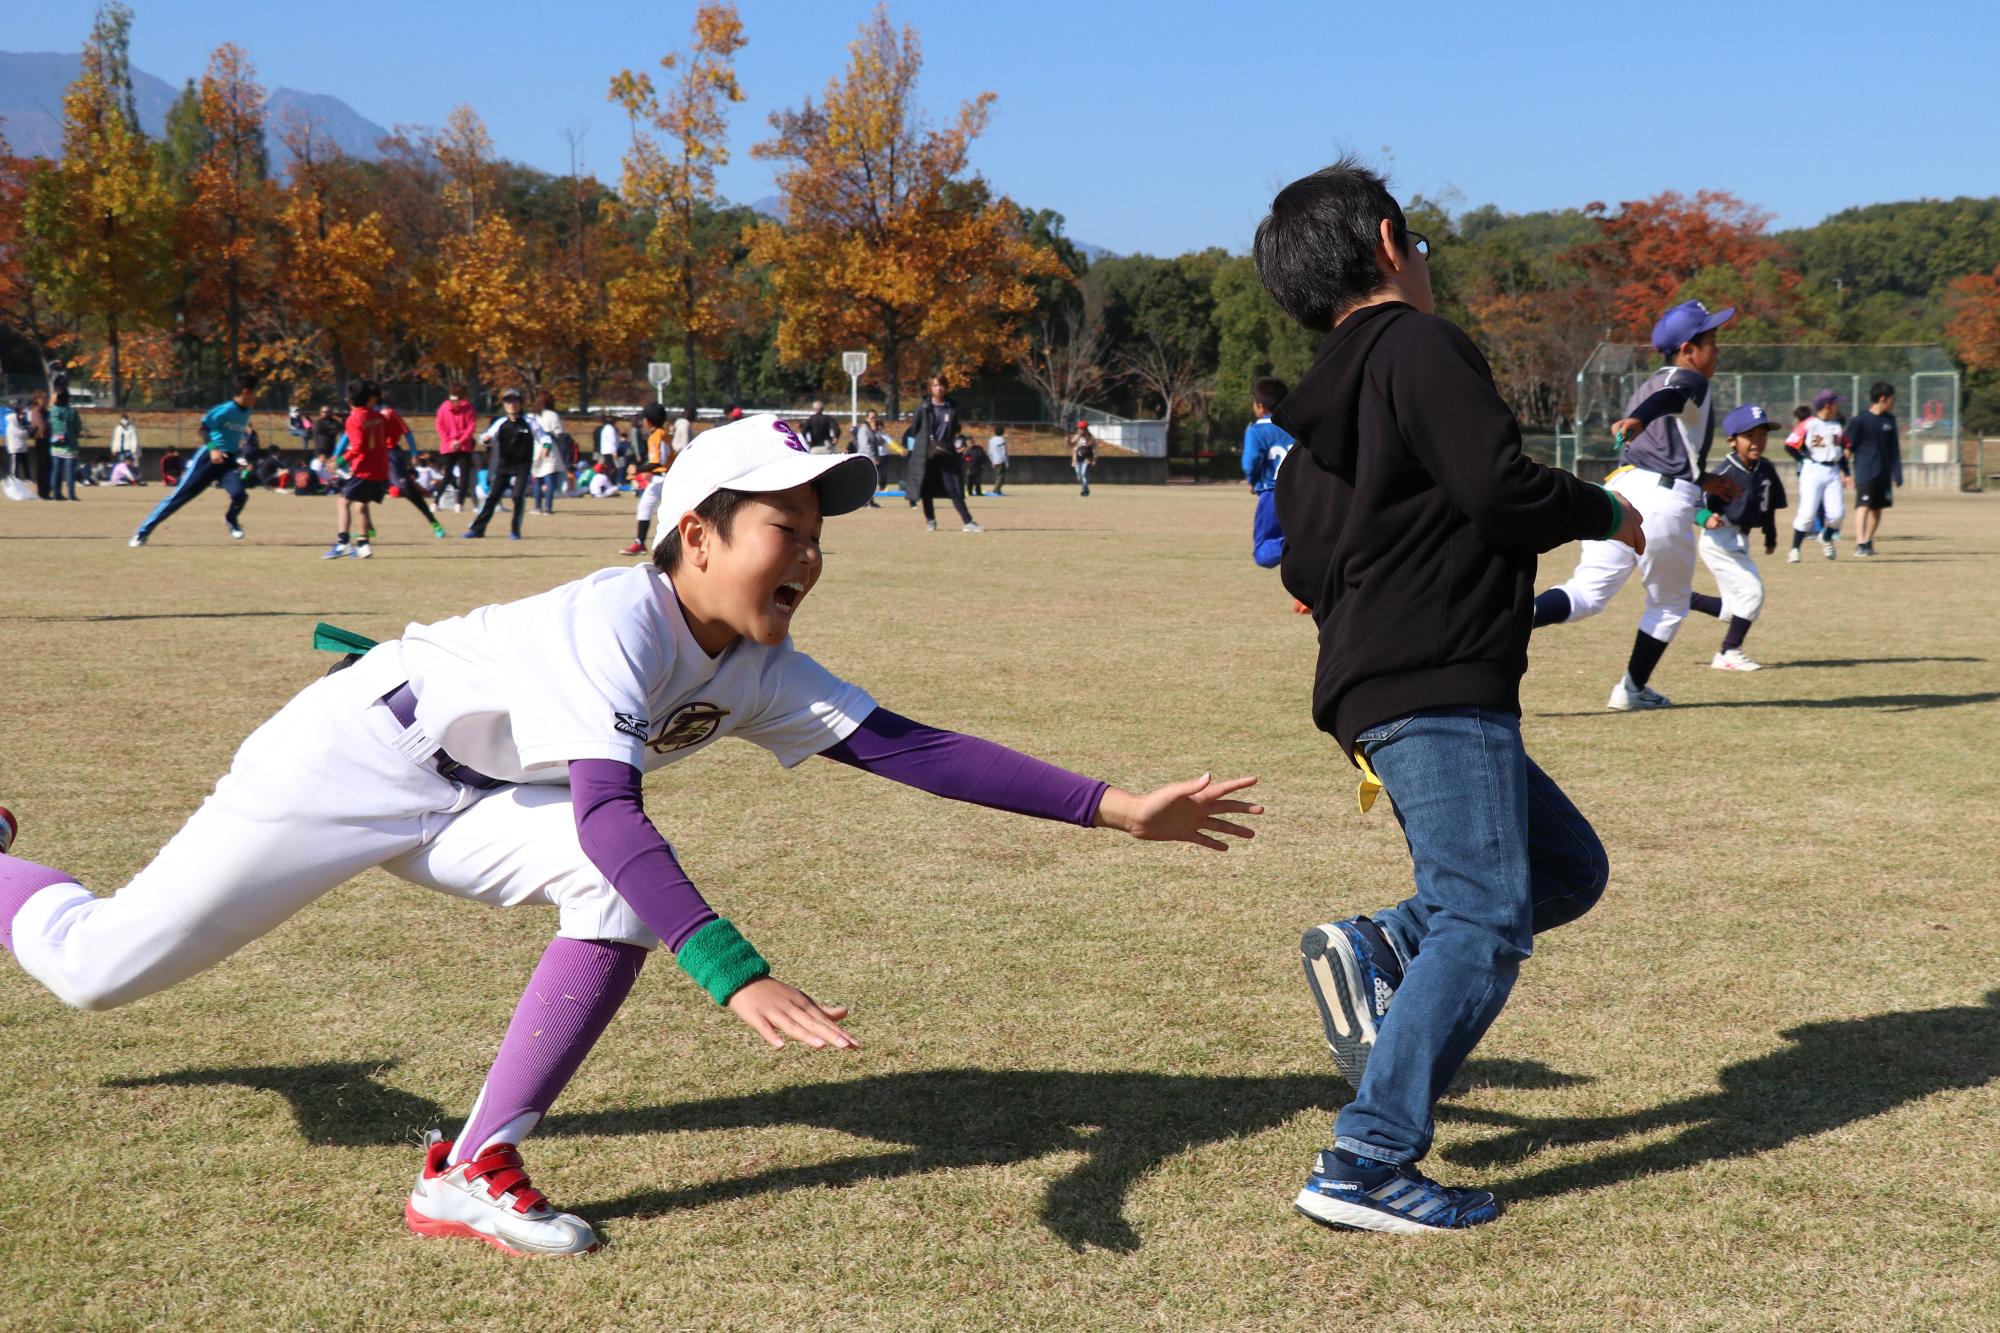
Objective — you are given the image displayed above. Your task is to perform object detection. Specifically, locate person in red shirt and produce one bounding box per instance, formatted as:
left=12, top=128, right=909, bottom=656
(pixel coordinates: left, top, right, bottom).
left=434, top=385, right=479, bottom=512
left=328, top=377, right=390, bottom=560
left=377, top=389, right=446, bottom=539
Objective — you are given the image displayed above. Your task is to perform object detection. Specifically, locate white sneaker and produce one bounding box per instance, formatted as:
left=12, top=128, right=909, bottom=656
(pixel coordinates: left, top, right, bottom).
left=925, top=520, right=937, bottom=531
left=1711, top=649, right=1762, bottom=672
left=355, top=542, right=373, bottom=559
left=229, top=525, right=245, bottom=540
left=1823, top=542, right=1836, bottom=561
left=405, top=1135, right=602, bottom=1257
left=962, top=522, right=983, bottom=533
left=128, top=533, right=147, bottom=548
left=1607, top=677, right=1671, bottom=711
left=1786, top=549, right=1800, bottom=564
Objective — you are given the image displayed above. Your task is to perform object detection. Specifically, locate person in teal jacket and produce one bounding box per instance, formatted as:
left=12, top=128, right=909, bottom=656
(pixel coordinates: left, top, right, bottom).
left=131, top=373, right=258, bottom=547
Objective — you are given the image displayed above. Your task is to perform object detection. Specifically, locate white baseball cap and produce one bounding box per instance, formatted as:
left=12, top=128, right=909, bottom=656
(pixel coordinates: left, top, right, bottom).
left=651, top=413, right=879, bottom=550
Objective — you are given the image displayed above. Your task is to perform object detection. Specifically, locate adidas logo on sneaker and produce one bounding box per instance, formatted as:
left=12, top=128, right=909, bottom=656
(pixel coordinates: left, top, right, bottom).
left=1372, top=977, right=1395, bottom=1015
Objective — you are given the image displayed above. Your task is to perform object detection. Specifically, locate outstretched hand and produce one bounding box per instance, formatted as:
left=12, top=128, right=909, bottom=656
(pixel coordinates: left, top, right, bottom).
left=726, top=976, right=857, bottom=1051
left=1095, top=774, right=1263, bottom=851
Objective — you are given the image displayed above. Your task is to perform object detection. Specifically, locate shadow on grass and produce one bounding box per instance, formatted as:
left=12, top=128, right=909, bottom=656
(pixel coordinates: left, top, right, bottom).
left=104, top=1060, right=442, bottom=1147
left=1439, top=991, right=2000, bottom=1206
left=1540, top=691, right=2000, bottom=718
left=1768, top=655, right=1986, bottom=670
left=544, top=1058, right=1563, bottom=1250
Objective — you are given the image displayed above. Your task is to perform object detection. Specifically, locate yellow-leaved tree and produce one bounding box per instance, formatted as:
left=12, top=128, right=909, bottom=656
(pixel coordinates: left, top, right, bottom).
left=179, top=43, right=273, bottom=386
left=267, top=115, right=393, bottom=402
left=747, top=5, right=1065, bottom=415
left=414, top=107, right=538, bottom=392
left=608, top=0, right=748, bottom=416
left=21, top=2, right=175, bottom=405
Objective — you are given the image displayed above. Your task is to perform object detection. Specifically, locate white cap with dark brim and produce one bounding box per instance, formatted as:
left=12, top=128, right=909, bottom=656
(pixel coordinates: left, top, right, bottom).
left=650, top=414, right=879, bottom=551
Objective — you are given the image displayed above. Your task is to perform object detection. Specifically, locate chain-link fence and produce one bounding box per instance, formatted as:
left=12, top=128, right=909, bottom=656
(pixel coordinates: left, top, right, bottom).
left=1561, top=344, right=1963, bottom=476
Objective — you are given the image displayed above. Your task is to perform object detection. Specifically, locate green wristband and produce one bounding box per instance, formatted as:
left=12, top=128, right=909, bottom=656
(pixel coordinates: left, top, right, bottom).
left=675, top=917, right=770, bottom=1006
left=1695, top=508, right=1715, bottom=529
left=1600, top=489, right=1626, bottom=541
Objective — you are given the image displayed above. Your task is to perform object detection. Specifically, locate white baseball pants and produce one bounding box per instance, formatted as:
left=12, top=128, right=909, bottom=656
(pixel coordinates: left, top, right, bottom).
left=1698, top=527, right=1765, bottom=621
left=1548, top=467, right=1701, bottom=641
left=10, top=642, right=656, bottom=1012
left=1793, top=460, right=1844, bottom=533
left=635, top=473, right=666, bottom=523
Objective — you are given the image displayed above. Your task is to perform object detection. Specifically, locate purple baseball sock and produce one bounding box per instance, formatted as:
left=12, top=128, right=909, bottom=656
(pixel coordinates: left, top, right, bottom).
left=1, top=854, right=78, bottom=958
left=449, top=937, right=647, bottom=1164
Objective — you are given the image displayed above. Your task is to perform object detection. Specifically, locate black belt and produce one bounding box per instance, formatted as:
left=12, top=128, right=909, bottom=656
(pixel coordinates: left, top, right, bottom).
left=1630, top=466, right=1695, bottom=489
left=379, top=682, right=506, bottom=789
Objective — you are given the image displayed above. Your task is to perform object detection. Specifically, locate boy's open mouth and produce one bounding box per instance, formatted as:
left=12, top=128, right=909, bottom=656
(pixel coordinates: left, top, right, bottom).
left=773, top=581, right=805, bottom=614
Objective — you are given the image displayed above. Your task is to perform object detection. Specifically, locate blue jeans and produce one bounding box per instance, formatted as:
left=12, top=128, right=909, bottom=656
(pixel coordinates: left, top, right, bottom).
left=49, top=455, right=77, bottom=499
left=136, top=451, right=247, bottom=536
left=1333, top=707, right=1608, bottom=1165
left=532, top=473, right=559, bottom=512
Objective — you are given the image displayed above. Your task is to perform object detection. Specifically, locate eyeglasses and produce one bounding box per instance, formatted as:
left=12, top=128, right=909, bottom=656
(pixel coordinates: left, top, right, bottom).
left=1405, top=230, right=1431, bottom=259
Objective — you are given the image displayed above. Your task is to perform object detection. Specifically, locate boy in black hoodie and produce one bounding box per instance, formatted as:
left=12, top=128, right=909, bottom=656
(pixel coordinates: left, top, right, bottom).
left=1259, top=158, right=1644, bottom=1234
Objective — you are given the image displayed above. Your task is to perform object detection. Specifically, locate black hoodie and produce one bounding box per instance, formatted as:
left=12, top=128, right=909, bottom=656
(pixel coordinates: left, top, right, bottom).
left=1272, top=302, right=1618, bottom=755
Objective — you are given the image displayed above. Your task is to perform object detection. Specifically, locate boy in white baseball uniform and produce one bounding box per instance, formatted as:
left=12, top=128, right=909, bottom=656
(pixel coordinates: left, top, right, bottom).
left=0, top=414, right=1261, bottom=1257
left=1691, top=404, right=1788, bottom=671
left=1786, top=389, right=1849, bottom=562
left=1530, top=300, right=1743, bottom=710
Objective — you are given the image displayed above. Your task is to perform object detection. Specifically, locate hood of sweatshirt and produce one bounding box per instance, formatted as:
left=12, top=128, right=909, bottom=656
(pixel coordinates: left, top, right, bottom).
left=1271, top=301, right=1415, bottom=480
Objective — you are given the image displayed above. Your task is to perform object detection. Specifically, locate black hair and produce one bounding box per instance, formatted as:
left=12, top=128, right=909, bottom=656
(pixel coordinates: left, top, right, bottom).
left=1254, top=154, right=1407, bottom=332
left=653, top=488, right=754, bottom=575
left=346, top=377, right=371, bottom=408
left=1252, top=375, right=1289, bottom=411
left=642, top=403, right=667, bottom=429
left=1793, top=406, right=1812, bottom=421
left=1869, top=381, right=1896, bottom=403
left=234, top=370, right=259, bottom=395
left=1666, top=329, right=1718, bottom=366
left=53, top=388, right=70, bottom=407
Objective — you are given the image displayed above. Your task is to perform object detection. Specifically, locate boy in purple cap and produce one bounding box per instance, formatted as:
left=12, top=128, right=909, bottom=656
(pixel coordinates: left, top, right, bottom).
left=1786, top=389, right=1849, bottom=562
left=1531, top=299, right=1743, bottom=709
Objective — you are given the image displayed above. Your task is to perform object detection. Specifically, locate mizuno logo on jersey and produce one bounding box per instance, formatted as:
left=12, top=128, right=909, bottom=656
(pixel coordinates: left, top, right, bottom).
left=613, top=712, right=650, bottom=742
left=647, top=701, right=730, bottom=753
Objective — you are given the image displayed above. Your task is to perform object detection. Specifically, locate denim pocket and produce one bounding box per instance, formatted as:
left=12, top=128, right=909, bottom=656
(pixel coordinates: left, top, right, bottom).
left=1354, top=714, right=1415, bottom=751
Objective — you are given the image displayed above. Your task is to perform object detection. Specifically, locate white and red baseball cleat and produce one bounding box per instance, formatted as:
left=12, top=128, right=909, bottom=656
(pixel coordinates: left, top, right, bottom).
left=405, top=1133, right=602, bottom=1256
left=619, top=541, right=646, bottom=556
left=0, top=805, right=17, bottom=855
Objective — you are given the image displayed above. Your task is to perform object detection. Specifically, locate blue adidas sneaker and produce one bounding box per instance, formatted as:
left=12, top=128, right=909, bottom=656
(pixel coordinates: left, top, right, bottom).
left=1300, top=916, right=1403, bottom=1089
left=1295, top=1149, right=1498, bottom=1234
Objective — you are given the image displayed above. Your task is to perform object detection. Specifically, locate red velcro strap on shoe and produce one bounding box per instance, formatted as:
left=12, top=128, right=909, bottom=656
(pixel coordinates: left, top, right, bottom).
left=465, top=1147, right=548, bottom=1213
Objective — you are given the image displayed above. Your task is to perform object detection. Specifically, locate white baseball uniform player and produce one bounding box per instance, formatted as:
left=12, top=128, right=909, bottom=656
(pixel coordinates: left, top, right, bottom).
left=1790, top=411, right=1847, bottom=559
left=7, top=563, right=875, bottom=1012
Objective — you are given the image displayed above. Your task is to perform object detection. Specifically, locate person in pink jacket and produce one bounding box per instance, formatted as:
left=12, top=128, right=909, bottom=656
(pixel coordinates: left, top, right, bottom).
left=435, top=386, right=479, bottom=512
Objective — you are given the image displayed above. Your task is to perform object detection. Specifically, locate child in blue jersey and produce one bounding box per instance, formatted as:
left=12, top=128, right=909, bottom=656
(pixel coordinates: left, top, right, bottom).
left=129, top=372, right=259, bottom=547
left=1242, top=376, right=1295, bottom=568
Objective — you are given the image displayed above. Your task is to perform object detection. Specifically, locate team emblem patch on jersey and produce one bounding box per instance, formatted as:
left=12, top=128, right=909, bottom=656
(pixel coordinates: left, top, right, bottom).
left=613, top=711, right=650, bottom=742
left=648, top=702, right=730, bottom=753
left=773, top=419, right=808, bottom=453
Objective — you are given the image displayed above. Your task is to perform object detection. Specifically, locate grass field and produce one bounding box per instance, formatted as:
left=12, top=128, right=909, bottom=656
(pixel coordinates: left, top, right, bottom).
left=1, top=483, right=1996, bottom=1331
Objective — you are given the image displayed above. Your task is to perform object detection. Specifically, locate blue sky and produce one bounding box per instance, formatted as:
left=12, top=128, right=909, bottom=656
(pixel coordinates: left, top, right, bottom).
left=18, top=0, right=2000, bottom=255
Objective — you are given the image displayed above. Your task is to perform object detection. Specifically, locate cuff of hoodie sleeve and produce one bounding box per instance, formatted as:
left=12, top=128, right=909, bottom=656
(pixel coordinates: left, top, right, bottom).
left=1600, top=488, right=1626, bottom=541
left=675, top=917, right=770, bottom=1005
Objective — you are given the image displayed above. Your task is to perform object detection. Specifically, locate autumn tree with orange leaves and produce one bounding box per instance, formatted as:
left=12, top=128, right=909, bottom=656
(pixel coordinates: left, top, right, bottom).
left=0, top=128, right=81, bottom=385
left=179, top=43, right=273, bottom=386
left=414, top=107, right=539, bottom=392
left=748, top=5, right=1065, bottom=416
left=264, top=115, right=394, bottom=401
left=1944, top=264, right=2000, bottom=373
left=609, top=1, right=748, bottom=417
left=1569, top=191, right=1801, bottom=340
left=21, top=1, right=175, bottom=405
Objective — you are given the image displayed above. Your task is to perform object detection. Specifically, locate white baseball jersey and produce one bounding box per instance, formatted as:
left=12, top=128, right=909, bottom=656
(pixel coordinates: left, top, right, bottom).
left=401, top=564, right=876, bottom=785
left=1797, top=418, right=1846, bottom=465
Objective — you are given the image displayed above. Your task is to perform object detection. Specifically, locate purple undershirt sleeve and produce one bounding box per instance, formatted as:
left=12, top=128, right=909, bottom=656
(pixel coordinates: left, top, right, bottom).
left=818, top=709, right=1108, bottom=827
left=569, top=758, right=717, bottom=952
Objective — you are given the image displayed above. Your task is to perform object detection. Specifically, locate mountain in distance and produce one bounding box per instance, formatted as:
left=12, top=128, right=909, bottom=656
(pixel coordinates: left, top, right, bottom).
left=0, top=50, right=387, bottom=169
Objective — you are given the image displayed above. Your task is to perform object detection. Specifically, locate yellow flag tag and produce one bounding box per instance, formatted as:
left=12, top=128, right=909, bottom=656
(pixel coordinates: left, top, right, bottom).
left=1354, top=749, right=1384, bottom=815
